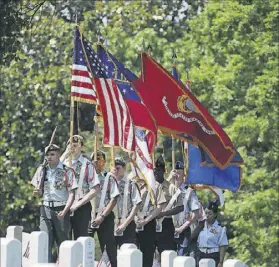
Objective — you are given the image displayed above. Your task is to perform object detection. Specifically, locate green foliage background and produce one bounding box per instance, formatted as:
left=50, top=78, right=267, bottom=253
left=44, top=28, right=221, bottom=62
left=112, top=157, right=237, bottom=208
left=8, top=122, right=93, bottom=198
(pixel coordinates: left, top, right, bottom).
left=0, top=0, right=278, bottom=266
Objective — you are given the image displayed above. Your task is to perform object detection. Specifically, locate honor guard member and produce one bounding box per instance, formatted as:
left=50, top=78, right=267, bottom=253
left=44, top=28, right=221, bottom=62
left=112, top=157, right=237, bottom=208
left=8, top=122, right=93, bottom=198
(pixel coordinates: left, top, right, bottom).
left=31, top=144, right=78, bottom=263
left=112, top=157, right=142, bottom=248
left=197, top=202, right=228, bottom=267
left=88, top=150, right=119, bottom=267
left=155, top=156, right=184, bottom=255
left=135, top=159, right=167, bottom=267
left=170, top=160, right=203, bottom=256
left=61, top=135, right=100, bottom=240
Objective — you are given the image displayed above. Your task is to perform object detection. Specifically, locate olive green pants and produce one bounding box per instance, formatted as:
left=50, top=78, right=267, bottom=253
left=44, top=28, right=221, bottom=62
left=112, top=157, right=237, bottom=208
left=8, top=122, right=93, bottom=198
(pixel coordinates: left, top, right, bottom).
left=40, top=205, right=70, bottom=263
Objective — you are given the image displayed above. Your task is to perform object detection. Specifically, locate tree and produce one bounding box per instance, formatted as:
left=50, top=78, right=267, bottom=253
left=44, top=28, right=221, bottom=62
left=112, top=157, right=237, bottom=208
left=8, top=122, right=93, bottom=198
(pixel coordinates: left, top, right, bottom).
left=0, top=1, right=278, bottom=265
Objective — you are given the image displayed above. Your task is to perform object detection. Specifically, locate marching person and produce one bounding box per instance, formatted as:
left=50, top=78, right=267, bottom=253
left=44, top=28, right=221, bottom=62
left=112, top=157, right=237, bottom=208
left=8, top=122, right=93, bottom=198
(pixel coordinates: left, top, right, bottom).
left=88, top=150, right=119, bottom=267
left=135, top=157, right=167, bottom=267
left=197, top=201, right=228, bottom=267
left=111, top=157, right=142, bottom=248
left=170, top=160, right=203, bottom=257
left=31, top=144, right=78, bottom=263
left=155, top=156, right=184, bottom=255
left=60, top=135, right=100, bottom=240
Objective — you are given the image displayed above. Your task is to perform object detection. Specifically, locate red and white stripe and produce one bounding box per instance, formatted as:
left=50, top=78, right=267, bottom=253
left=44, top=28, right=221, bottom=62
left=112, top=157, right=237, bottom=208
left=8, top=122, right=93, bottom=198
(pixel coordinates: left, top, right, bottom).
left=95, top=78, right=136, bottom=151
left=71, top=64, right=97, bottom=103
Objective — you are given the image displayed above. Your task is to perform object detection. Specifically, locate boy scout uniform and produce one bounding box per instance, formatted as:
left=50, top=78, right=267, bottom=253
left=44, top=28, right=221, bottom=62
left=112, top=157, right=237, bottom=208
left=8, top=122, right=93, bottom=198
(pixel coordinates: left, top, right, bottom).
left=88, top=152, right=119, bottom=267
left=155, top=178, right=183, bottom=254
left=64, top=148, right=100, bottom=240
left=170, top=161, right=201, bottom=256
left=173, top=184, right=200, bottom=256
left=115, top=174, right=142, bottom=247
left=136, top=182, right=166, bottom=267
left=31, top=144, right=78, bottom=263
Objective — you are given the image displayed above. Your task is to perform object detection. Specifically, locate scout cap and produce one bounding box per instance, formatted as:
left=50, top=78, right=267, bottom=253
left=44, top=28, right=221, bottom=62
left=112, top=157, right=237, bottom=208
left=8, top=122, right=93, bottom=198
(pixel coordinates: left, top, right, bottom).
left=45, top=144, right=60, bottom=154
left=115, top=157, right=126, bottom=167
left=90, top=150, right=106, bottom=161
left=66, top=135, right=84, bottom=146
left=175, top=160, right=184, bottom=170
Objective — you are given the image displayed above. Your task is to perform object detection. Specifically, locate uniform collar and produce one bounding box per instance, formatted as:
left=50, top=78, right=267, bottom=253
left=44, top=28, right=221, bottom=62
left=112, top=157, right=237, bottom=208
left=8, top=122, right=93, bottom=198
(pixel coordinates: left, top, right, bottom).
left=48, top=161, right=64, bottom=170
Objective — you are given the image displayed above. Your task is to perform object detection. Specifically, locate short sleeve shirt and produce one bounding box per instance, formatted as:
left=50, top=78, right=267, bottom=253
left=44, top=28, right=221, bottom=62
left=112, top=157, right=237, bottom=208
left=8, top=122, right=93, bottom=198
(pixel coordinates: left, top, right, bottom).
left=116, top=177, right=142, bottom=218
left=31, top=162, right=78, bottom=202
left=198, top=220, right=228, bottom=248
left=160, top=179, right=183, bottom=218
left=64, top=155, right=100, bottom=201
left=138, top=182, right=166, bottom=216
left=94, top=171, right=120, bottom=209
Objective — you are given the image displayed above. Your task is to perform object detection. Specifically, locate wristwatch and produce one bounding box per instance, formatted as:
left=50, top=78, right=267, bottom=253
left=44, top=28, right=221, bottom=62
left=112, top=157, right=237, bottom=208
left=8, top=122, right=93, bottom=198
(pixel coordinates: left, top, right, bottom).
left=101, top=214, right=106, bottom=218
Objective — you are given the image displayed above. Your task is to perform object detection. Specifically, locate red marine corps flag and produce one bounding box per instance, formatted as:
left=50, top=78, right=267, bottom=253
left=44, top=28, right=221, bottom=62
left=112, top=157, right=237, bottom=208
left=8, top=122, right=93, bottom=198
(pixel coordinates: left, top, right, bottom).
left=133, top=53, right=236, bottom=168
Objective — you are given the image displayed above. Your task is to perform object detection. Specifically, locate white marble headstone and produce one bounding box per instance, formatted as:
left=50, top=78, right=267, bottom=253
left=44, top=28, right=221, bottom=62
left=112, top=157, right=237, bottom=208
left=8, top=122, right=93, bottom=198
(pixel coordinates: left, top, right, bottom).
left=173, top=256, right=196, bottom=267
left=59, top=240, right=83, bottom=267
left=1, top=237, right=21, bottom=267
left=77, top=236, right=95, bottom=267
left=161, top=250, right=177, bottom=267
left=117, top=248, right=142, bottom=267
left=199, top=258, right=216, bottom=267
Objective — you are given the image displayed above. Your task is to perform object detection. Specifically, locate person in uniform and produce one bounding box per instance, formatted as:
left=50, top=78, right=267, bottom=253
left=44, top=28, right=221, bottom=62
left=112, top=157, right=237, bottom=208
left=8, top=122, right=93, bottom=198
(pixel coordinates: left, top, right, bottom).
left=155, top=156, right=184, bottom=255
left=60, top=135, right=100, bottom=240
left=135, top=158, right=167, bottom=267
left=197, top=201, right=228, bottom=267
left=88, top=150, right=119, bottom=267
left=170, top=160, right=203, bottom=257
left=111, top=157, right=142, bottom=248
left=31, top=144, right=78, bottom=263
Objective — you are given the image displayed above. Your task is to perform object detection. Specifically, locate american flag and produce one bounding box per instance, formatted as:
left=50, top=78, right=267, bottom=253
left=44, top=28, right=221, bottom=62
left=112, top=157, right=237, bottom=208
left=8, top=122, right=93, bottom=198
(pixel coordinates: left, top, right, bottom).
left=97, top=249, right=111, bottom=267
left=71, top=26, right=98, bottom=104
left=97, top=45, right=156, bottom=200
left=73, top=26, right=135, bottom=151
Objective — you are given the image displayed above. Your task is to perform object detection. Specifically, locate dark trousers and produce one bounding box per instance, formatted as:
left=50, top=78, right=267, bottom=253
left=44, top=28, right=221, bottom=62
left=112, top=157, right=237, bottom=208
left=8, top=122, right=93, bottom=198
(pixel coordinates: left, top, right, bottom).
left=88, top=212, right=117, bottom=267
left=39, top=205, right=70, bottom=263
left=115, top=221, right=136, bottom=248
left=156, top=218, right=176, bottom=254
left=136, top=219, right=156, bottom=267
left=70, top=202, right=91, bottom=240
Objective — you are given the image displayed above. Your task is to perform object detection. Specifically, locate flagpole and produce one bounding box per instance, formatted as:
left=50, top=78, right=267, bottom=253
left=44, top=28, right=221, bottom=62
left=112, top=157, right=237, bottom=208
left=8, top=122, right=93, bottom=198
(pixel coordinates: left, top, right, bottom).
left=172, top=136, right=175, bottom=170
left=94, top=112, right=99, bottom=161
left=69, top=97, right=74, bottom=168
left=171, top=50, right=177, bottom=170
left=110, top=147, right=115, bottom=169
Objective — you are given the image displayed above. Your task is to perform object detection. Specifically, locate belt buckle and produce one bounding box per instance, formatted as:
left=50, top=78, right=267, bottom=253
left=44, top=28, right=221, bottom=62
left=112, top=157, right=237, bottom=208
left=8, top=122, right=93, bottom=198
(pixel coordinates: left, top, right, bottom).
left=50, top=201, right=54, bottom=208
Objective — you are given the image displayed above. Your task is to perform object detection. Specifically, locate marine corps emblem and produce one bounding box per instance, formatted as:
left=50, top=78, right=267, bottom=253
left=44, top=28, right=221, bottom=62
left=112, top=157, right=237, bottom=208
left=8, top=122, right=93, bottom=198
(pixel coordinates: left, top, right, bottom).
left=177, top=95, right=192, bottom=113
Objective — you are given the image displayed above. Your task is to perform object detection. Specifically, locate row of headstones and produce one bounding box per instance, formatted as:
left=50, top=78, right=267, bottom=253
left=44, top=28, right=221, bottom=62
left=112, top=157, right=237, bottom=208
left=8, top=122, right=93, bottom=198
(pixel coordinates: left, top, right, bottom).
left=1, top=226, right=247, bottom=267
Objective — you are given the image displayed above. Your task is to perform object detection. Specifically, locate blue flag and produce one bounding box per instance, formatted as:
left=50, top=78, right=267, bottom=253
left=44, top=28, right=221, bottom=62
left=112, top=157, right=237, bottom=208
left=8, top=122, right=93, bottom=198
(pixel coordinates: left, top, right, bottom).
left=172, top=65, right=242, bottom=192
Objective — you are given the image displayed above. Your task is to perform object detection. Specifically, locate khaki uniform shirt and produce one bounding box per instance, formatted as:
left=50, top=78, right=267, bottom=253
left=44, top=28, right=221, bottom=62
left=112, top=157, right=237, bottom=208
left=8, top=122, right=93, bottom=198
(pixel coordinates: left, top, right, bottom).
left=138, top=181, right=166, bottom=216
left=159, top=179, right=183, bottom=218
left=94, top=171, right=120, bottom=210
left=31, top=162, right=78, bottom=202
left=116, top=176, right=142, bottom=218
left=64, top=154, right=100, bottom=202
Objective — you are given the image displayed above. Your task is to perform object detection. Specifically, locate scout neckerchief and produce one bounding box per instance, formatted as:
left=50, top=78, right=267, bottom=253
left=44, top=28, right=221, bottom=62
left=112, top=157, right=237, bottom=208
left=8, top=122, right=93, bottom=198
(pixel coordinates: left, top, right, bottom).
left=156, top=188, right=181, bottom=232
